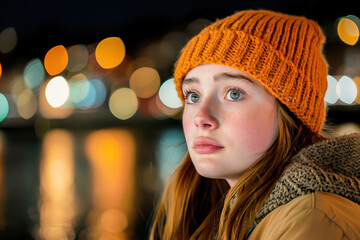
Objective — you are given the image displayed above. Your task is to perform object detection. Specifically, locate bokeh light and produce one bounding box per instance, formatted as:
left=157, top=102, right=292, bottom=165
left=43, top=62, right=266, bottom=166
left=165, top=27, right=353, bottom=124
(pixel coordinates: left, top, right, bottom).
left=39, top=82, right=73, bottom=119
left=45, top=76, right=70, bottom=108
left=325, top=75, right=339, bottom=104
left=158, top=78, right=183, bottom=109
left=44, top=45, right=69, bottom=76
left=68, top=74, right=107, bottom=109
left=0, top=62, right=2, bottom=79
left=353, top=76, right=360, bottom=104
left=10, top=75, right=26, bottom=100
left=38, top=130, right=78, bottom=240
left=84, top=129, right=136, bottom=239
left=0, top=94, right=9, bottom=122
left=17, top=89, right=37, bottom=119
left=156, top=128, right=186, bottom=183
left=68, top=74, right=90, bottom=106
left=0, top=27, right=17, bottom=53
left=336, top=76, right=357, bottom=104
left=76, top=81, right=96, bottom=109
left=66, top=44, right=89, bottom=72
left=24, top=58, right=46, bottom=89
left=109, top=88, right=138, bottom=120
left=156, top=94, right=182, bottom=118
left=337, top=16, right=360, bottom=45
left=129, top=67, right=160, bottom=98
left=89, top=79, right=107, bottom=108
left=95, top=37, right=125, bottom=69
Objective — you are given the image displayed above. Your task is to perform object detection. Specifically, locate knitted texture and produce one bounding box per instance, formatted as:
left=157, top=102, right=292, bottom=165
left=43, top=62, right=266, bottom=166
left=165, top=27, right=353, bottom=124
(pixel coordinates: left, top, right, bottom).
left=174, top=10, right=328, bottom=134
left=254, top=133, right=360, bottom=225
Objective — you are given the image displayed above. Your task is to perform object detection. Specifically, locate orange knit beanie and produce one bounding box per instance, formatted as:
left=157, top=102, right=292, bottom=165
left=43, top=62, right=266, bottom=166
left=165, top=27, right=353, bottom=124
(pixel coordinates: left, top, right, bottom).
left=174, top=9, right=328, bottom=134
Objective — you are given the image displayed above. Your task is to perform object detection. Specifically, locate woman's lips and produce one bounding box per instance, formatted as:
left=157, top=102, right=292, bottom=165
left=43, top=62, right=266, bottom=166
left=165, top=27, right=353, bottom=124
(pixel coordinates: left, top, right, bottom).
left=193, top=137, right=224, bottom=154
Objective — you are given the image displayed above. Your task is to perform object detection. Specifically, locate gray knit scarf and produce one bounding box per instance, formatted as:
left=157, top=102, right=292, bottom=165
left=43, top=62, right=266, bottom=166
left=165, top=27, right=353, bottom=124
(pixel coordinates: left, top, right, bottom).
left=254, top=132, right=360, bottom=225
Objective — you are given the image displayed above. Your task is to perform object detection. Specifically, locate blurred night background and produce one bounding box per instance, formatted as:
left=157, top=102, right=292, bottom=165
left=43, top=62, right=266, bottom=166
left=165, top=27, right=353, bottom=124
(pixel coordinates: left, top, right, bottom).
left=0, top=0, right=360, bottom=239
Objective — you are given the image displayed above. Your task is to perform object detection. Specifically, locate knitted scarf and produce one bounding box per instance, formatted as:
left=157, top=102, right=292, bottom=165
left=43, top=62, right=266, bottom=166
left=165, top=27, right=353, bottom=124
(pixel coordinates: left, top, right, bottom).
left=254, top=132, right=360, bottom=225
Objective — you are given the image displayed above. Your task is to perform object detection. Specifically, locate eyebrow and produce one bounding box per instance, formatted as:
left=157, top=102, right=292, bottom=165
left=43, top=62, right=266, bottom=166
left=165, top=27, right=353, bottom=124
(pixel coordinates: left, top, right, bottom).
left=182, top=72, right=254, bottom=85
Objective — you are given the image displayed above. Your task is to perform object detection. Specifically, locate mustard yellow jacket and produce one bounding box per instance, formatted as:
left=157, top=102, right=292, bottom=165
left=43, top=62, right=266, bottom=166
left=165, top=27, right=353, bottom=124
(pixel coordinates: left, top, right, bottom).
left=248, top=133, right=360, bottom=240
left=249, top=192, right=360, bottom=239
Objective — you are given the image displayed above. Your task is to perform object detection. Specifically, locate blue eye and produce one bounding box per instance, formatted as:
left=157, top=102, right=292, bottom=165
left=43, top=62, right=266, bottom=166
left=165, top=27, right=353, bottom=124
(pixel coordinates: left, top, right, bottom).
left=226, top=89, right=244, bottom=101
left=188, top=92, right=201, bottom=103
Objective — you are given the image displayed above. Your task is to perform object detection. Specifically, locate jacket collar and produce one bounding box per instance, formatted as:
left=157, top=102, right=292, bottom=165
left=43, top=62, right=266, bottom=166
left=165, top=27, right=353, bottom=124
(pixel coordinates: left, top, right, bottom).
left=254, top=132, right=360, bottom=224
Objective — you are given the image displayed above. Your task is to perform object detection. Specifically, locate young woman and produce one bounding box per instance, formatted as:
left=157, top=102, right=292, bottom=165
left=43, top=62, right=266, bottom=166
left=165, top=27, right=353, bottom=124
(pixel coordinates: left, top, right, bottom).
left=151, top=9, right=360, bottom=239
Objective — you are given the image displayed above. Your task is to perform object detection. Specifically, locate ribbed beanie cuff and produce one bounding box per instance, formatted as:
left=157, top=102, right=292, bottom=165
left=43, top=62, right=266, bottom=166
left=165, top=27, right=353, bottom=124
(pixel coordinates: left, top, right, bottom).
left=174, top=10, right=328, bottom=134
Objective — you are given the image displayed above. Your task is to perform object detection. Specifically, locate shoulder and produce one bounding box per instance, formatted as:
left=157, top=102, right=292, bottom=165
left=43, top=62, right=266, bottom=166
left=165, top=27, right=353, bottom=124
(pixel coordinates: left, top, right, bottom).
left=249, top=192, right=360, bottom=240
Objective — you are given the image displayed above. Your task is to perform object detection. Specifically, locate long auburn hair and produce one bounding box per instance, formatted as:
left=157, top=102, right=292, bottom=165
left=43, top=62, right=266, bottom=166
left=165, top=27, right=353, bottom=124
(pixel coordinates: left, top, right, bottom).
left=150, top=100, right=327, bottom=239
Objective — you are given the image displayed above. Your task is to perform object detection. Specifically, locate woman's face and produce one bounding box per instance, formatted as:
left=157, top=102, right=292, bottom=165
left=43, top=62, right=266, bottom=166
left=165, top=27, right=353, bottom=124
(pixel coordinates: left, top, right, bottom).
left=182, top=64, right=279, bottom=187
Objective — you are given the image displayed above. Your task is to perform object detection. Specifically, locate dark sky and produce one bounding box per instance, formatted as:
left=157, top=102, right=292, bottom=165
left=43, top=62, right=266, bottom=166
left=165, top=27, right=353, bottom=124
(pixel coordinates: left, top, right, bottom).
left=1, top=0, right=360, bottom=126
left=1, top=0, right=359, bottom=63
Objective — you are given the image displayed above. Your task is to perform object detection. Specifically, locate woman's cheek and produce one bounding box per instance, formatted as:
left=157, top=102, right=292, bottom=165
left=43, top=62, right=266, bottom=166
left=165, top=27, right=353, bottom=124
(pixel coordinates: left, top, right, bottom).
left=182, top=111, right=194, bottom=141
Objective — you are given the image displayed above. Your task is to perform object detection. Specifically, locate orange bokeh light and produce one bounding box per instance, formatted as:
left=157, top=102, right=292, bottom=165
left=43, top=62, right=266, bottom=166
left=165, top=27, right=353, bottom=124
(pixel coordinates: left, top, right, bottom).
left=84, top=129, right=136, bottom=239
left=353, top=76, right=360, bottom=104
left=44, top=45, right=69, bottom=76
left=0, top=62, right=2, bottom=78
left=95, top=37, right=125, bottom=69
left=337, top=17, right=359, bottom=45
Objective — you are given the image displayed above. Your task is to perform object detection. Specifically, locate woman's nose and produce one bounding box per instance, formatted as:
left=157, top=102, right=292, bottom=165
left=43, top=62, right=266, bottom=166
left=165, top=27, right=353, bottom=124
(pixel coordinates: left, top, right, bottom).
left=194, top=102, right=219, bottom=130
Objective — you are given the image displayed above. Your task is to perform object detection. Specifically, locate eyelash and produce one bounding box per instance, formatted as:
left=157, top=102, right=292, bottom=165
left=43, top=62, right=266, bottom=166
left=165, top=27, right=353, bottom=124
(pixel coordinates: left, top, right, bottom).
left=225, top=87, right=245, bottom=101
left=182, top=87, right=245, bottom=102
left=183, top=89, right=196, bottom=101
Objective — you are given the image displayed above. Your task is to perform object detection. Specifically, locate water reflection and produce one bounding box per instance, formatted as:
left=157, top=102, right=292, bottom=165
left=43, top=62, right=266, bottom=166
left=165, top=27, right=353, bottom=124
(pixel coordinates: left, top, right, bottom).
left=38, top=130, right=78, bottom=240
left=84, top=129, right=136, bottom=240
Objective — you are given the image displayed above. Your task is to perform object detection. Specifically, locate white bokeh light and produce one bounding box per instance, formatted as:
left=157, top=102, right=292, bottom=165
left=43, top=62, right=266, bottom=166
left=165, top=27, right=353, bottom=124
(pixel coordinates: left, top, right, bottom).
left=325, top=75, right=339, bottom=104
left=336, top=76, right=357, bottom=104
left=45, top=76, right=70, bottom=108
left=158, top=78, right=182, bottom=109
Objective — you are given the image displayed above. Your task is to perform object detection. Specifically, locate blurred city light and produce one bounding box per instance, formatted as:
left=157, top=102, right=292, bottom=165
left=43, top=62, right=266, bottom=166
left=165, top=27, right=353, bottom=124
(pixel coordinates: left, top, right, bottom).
left=44, top=45, right=69, bottom=76
left=325, top=75, right=339, bottom=104
left=66, top=44, right=89, bottom=72
left=109, top=88, right=138, bottom=120
left=95, top=37, right=126, bottom=69
left=24, top=58, right=46, bottom=89
left=337, top=15, right=360, bottom=45
left=45, top=76, right=70, bottom=108
left=354, top=77, right=360, bottom=104
left=89, top=79, right=107, bottom=108
left=0, top=94, right=9, bottom=122
left=17, top=89, right=37, bottom=119
left=337, top=75, right=358, bottom=104
left=158, top=78, right=183, bottom=109
left=10, top=75, right=26, bottom=99
left=68, top=74, right=90, bottom=106
left=39, top=82, right=73, bottom=119
left=38, top=130, right=78, bottom=240
left=156, top=94, right=182, bottom=118
left=84, top=129, right=136, bottom=239
left=156, top=128, right=186, bottom=183
left=0, top=27, right=17, bottom=54
left=129, top=67, right=160, bottom=98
